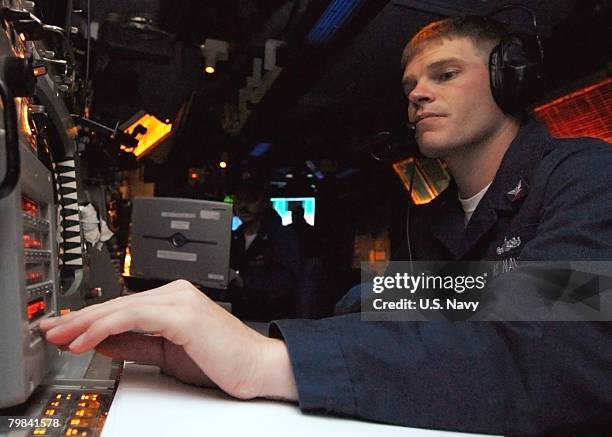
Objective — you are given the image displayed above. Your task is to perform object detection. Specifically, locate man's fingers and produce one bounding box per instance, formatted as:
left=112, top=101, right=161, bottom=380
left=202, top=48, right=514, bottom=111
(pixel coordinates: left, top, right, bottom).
left=40, top=280, right=201, bottom=335
left=44, top=302, right=136, bottom=345
left=39, top=301, right=107, bottom=331
left=40, top=299, right=128, bottom=332
left=95, top=332, right=164, bottom=365
left=67, top=305, right=190, bottom=353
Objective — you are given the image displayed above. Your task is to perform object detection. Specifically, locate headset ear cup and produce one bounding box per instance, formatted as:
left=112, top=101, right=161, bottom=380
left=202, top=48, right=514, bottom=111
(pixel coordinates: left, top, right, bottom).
left=489, top=35, right=540, bottom=114
left=489, top=42, right=505, bottom=110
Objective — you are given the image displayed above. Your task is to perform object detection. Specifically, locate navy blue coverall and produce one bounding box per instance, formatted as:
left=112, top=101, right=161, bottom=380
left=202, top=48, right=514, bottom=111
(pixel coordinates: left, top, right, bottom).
left=230, top=208, right=300, bottom=320
left=271, top=122, right=612, bottom=435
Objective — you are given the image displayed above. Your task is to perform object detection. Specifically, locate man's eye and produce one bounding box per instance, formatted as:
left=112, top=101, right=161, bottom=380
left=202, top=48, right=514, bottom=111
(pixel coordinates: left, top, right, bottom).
left=438, top=70, right=458, bottom=81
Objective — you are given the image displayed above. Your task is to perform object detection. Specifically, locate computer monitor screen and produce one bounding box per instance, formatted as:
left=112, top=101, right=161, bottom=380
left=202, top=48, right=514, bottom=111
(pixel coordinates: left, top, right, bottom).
left=271, top=197, right=315, bottom=225
left=130, top=197, right=232, bottom=289
left=231, top=197, right=315, bottom=230
left=232, top=215, right=242, bottom=231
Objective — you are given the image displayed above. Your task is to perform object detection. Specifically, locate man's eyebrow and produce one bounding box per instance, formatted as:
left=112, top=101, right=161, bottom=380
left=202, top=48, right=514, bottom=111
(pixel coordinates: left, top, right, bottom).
left=402, top=57, right=466, bottom=90
left=425, top=57, right=466, bottom=71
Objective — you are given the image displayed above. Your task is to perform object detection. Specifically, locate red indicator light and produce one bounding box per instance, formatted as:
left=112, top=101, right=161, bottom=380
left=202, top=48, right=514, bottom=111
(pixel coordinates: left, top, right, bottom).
left=26, top=271, right=44, bottom=284
left=27, top=299, right=46, bottom=320
left=23, top=234, right=43, bottom=249
left=22, top=196, right=40, bottom=216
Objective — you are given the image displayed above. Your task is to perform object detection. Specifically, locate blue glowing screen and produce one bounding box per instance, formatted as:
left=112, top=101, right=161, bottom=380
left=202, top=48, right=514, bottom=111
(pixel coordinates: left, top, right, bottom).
left=232, top=197, right=315, bottom=230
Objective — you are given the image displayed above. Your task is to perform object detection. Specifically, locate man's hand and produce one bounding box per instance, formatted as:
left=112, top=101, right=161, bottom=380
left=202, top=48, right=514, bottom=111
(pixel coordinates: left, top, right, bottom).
left=39, top=280, right=298, bottom=401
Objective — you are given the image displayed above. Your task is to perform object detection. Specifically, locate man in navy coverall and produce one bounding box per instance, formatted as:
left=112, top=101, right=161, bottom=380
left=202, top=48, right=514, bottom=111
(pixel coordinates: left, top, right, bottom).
left=41, top=15, right=611, bottom=435
left=229, top=184, right=300, bottom=320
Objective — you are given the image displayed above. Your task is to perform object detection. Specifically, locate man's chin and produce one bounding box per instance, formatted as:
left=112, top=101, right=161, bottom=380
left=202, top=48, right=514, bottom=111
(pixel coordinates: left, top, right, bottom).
left=416, top=130, right=459, bottom=158
left=417, top=143, right=448, bottom=159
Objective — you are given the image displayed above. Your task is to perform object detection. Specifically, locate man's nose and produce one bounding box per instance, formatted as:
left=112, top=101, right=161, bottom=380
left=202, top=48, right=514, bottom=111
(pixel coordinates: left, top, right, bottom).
left=408, top=81, right=434, bottom=106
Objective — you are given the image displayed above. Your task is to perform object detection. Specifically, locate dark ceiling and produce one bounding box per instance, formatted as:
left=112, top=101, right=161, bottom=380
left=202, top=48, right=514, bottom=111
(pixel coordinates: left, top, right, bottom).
left=74, top=0, right=609, bottom=195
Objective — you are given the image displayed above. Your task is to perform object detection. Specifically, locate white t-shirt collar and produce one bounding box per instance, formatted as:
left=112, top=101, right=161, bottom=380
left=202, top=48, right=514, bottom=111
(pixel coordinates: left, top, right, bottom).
left=458, top=182, right=492, bottom=227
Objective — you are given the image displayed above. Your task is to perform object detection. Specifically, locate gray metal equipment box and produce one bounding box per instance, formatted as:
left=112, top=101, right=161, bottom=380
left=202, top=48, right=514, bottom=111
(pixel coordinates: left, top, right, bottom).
left=130, top=197, right=233, bottom=289
left=0, top=143, right=58, bottom=408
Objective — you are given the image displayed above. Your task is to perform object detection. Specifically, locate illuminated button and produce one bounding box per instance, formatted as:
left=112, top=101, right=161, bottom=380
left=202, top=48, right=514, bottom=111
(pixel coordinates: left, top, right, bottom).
left=65, top=428, right=91, bottom=436
left=74, top=408, right=96, bottom=418
left=33, top=428, right=48, bottom=435
left=45, top=408, right=56, bottom=416
left=77, top=400, right=100, bottom=409
left=70, top=418, right=95, bottom=427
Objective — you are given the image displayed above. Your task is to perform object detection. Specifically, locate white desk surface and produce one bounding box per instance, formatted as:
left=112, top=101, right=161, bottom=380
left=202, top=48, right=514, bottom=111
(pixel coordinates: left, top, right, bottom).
left=102, top=363, right=485, bottom=437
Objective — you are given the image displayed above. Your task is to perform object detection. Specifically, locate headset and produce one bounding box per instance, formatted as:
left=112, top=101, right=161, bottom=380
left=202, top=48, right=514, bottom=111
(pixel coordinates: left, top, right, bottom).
left=401, top=5, right=544, bottom=132
left=487, top=4, right=545, bottom=115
